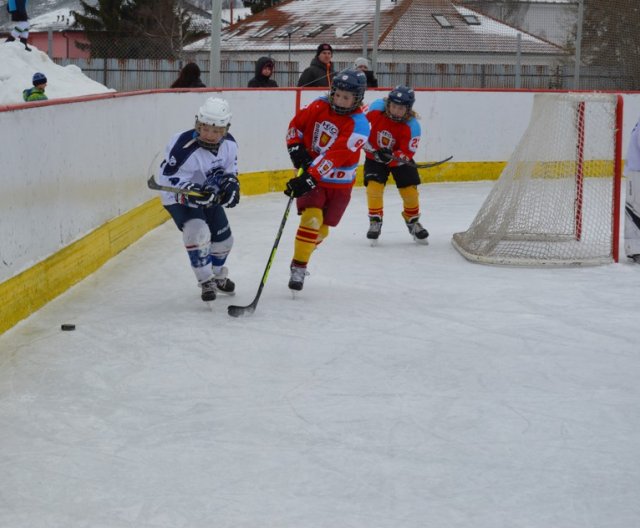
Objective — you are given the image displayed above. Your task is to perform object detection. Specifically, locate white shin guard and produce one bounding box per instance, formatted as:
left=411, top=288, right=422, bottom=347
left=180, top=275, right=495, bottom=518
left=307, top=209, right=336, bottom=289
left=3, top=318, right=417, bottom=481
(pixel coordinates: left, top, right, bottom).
left=210, top=235, right=234, bottom=275
left=183, top=219, right=212, bottom=283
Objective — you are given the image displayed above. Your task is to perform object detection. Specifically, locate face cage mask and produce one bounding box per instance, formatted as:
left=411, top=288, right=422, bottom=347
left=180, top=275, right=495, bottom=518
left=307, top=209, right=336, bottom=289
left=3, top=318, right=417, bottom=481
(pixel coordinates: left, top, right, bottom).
left=195, top=121, right=229, bottom=153
left=330, top=90, right=362, bottom=116
left=385, top=100, right=411, bottom=122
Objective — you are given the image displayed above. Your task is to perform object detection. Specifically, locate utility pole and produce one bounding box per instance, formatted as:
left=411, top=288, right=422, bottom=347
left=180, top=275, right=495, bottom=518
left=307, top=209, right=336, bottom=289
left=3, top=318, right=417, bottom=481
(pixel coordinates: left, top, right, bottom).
left=209, top=0, right=222, bottom=87
left=371, top=0, right=381, bottom=72
left=573, top=0, right=584, bottom=89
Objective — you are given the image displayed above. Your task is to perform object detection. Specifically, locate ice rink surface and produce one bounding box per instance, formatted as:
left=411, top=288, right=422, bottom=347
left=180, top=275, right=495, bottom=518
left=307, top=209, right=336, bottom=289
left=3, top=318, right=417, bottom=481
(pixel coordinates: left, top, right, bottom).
left=1, top=182, right=639, bottom=528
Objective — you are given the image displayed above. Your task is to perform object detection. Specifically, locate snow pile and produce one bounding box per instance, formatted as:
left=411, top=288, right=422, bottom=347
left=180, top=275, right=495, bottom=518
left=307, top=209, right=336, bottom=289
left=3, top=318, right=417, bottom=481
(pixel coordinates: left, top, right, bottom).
left=0, top=42, right=113, bottom=106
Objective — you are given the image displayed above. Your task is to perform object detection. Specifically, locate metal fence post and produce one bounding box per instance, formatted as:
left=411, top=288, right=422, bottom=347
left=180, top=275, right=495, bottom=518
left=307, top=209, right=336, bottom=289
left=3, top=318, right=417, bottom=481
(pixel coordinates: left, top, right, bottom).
left=574, top=0, right=584, bottom=89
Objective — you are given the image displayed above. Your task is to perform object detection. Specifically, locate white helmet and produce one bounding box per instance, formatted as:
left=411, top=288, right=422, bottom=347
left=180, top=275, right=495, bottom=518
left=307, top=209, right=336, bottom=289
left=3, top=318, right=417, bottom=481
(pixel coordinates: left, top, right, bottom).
left=196, top=97, right=232, bottom=127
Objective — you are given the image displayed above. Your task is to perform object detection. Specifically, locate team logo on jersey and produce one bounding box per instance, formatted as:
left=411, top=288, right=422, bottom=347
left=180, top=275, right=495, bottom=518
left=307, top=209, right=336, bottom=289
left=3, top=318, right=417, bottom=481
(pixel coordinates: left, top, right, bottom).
left=286, top=127, right=298, bottom=141
left=316, top=158, right=334, bottom=176
left=377, top=130, right=395, bottom=149
left=313, top=121, right=338, bottom=151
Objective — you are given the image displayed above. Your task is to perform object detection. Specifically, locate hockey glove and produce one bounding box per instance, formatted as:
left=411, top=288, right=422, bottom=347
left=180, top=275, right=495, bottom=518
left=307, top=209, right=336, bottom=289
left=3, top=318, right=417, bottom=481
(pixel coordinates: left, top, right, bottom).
left=218, top=175, right=240, bottom=208
left=374, top=148, right=394, bottom=164
left=288, top=143, right=314, bottom=170
left=284, top=171, right=317, bottom=198
left=177, top=182, right=216, bottom=207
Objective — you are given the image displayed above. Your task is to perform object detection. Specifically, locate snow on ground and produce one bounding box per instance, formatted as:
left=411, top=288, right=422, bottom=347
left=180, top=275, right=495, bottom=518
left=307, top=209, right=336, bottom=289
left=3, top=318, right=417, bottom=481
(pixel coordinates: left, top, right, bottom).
left=0, top=42, right=112, bottom=105
left=1, top=182, right=639, bottom=528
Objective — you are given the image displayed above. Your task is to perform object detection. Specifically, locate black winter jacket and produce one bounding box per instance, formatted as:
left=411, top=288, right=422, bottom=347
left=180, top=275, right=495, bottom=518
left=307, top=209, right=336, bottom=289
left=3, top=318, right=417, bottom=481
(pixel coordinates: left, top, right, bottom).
left=297, top=58, right=335, bottom=88
left=247, top=57, right=278, bottom=88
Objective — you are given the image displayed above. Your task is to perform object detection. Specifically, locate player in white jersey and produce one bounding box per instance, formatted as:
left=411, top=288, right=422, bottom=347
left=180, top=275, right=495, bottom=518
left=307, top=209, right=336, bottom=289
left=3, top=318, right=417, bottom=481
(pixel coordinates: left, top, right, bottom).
left=158, top=97, right=241, bottom=301
left=624, top=118, right=640, bottom=264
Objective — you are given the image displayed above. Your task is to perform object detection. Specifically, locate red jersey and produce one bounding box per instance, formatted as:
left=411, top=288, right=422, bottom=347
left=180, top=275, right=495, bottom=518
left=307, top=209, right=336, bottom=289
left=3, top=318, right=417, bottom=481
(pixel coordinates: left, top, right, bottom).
left=364, top=98, right=422, bottom=167
left=287, top=96, right=370, bottom=189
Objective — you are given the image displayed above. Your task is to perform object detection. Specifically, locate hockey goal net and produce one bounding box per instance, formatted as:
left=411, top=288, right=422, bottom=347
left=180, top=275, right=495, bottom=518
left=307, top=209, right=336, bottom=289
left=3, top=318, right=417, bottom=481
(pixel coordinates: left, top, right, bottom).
left=452, top=92, right=623, bottom=266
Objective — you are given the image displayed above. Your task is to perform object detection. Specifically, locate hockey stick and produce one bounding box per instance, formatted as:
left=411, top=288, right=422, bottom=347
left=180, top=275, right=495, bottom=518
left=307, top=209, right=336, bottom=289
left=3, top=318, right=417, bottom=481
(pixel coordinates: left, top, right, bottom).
left=147, top=175, right=209, bottom=198
left=228, top=195, right=295, bottom=318
left=364, top=148, right=453, bottom=169
left=406, top=155, right=453, bottom=169
left=147, top=175, right=223, bottom=206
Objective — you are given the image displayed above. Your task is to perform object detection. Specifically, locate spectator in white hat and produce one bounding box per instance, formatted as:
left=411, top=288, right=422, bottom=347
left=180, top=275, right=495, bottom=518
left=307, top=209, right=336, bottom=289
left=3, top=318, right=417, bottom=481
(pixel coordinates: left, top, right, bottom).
left=354, top=57, right=379, bottom=88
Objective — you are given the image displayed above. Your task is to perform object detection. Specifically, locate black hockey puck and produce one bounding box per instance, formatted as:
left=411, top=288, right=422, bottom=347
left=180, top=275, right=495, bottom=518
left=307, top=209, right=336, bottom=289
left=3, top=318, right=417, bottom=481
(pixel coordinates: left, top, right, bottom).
left=61, top=324, right=76, bottom=331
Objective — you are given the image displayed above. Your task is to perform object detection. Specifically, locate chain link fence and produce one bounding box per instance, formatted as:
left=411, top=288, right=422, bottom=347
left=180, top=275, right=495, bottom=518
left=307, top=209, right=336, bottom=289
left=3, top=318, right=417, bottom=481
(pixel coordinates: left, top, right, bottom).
left=462, top=0, right=640, bottom=90
left=49, top=0, right=640, bottom=91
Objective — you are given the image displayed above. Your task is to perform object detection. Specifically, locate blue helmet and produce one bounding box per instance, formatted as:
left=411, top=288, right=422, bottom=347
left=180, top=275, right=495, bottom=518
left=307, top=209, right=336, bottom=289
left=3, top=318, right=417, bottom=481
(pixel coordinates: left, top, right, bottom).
left=386, top=85, right=415, bottom=121
left=329, top=68, right=366, bottom=115
left=32, top=72, right=47, bottom=86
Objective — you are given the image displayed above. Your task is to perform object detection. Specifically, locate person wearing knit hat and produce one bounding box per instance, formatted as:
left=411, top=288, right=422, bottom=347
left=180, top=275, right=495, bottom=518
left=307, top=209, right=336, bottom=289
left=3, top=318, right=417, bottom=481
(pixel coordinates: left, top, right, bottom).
left=354, top=57, right=379, bottom=88
left=316, top=43, right=333, bottom=57
left=297, top=43, right=335, bottom=88
left=22, top=72, right=48, bottom=102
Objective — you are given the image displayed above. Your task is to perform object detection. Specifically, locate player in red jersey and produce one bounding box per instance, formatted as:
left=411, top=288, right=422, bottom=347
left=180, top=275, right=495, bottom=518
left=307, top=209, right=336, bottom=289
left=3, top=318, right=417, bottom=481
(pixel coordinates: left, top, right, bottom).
left=284, top=68, right=371, bottom=291
left=364, top=85, right=429, bottom=244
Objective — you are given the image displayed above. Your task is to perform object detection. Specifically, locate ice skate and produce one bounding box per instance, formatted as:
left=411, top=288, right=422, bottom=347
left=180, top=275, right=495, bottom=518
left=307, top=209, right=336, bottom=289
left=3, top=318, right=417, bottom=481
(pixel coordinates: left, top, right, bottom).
left=213, top=266, right=235, bottom=296
left=629, top=254, right=640, bottom=264
left=199, top=277, right=217, bottom=302
left=405, top=216, right=429, bottom=244
left=367, top=216, right=382, bottom=246
left=288, top=264, right=309, bottom=294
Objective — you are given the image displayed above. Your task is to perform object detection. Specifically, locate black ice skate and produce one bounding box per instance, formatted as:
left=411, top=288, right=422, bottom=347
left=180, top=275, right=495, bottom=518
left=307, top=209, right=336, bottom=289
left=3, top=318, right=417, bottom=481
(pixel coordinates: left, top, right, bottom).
left=213, top=267, right=235, bottom=295
left=288, top=265, right=308, bottom=292
left=199, top=277, right=217, bottom=302
left=405, top=216, right=429, bottom=244
left=367, top=215, right=383, bottom=241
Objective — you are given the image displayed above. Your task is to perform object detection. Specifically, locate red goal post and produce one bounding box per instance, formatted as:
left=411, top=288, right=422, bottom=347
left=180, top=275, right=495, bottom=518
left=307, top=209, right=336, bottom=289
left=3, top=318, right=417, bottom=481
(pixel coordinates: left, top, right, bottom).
left=452, top=92, right=623, bottom=266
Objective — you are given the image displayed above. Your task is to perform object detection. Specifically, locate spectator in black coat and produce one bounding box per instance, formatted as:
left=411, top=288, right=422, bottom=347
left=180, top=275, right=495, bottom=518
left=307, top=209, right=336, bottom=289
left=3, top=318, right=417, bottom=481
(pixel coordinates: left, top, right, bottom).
left=297, top=43, right=335, bottom=88
left=171, top=62, right=206, bottom=88
left=248, top=57, right=278, bottom=87
left=354, top=57, right=379, bottom=88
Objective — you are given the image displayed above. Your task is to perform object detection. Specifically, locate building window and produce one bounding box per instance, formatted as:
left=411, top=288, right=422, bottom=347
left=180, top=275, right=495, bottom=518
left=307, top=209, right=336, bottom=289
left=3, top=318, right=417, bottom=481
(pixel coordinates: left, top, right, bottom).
left=432, top=14, right=453, bottom=28
left=222, top=29, right=242, bottom=41
left=342, top=22, right=369, bottom=37
left=251, top=27, right=274, bottom=38
left=275, top=26, right=302, bottom=38
left=305, top=24, right=332, bottom=37
left=462, top=14, right=480, bottom=25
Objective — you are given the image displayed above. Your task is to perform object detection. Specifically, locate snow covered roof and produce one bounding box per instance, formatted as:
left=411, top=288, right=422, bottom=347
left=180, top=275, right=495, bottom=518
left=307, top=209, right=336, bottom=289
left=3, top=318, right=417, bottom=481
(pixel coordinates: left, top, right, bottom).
left=188, top=0, right=563, bottom=56
left=0, top=1, right=248, bottom=33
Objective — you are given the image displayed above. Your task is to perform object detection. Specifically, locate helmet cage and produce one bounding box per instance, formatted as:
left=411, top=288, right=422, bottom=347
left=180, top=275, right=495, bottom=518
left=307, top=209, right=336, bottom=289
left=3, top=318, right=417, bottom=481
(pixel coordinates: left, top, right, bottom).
left=195, top=97, right=232, bottom=152
left=329, top=69, right=366, bottom=115
left=385, top=86, right=415, bottom=122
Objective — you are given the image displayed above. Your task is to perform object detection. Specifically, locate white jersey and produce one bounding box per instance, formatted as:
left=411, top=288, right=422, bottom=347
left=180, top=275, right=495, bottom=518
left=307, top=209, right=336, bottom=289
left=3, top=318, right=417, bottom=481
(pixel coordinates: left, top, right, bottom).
left=158, top=129, right=238, bottom=206
left=625, top=119, right=640, bottom=174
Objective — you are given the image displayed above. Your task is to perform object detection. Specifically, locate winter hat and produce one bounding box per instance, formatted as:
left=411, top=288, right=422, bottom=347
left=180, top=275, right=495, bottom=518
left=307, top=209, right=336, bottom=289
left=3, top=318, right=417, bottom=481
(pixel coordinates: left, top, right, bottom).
left=32, top=72, right=47, bottom=86
left=354, top=57, right=369, bottom=69
left=315, top=43, right=333, bottom=57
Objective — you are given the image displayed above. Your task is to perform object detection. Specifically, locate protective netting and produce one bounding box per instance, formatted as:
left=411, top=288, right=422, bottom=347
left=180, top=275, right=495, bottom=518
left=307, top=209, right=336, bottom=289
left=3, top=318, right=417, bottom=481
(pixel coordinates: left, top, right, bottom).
left=461, top=0, right=640, bottom=90
left=452, top=93, right=622, bottom=266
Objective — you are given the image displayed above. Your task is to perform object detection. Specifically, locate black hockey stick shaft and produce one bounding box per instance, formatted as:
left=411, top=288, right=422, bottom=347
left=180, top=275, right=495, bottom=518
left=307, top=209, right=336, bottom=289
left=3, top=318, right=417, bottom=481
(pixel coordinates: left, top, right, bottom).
left=387, top=154, right=453, bottom=169
left=363, top=147, right=452, bottom=169
left=227, top=196, right=294, bottom=317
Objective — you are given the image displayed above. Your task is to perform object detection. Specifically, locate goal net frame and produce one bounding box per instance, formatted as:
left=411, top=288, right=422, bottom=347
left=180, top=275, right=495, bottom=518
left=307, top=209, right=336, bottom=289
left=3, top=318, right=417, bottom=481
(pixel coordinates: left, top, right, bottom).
left=452, top=92, right=623, bottom=266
